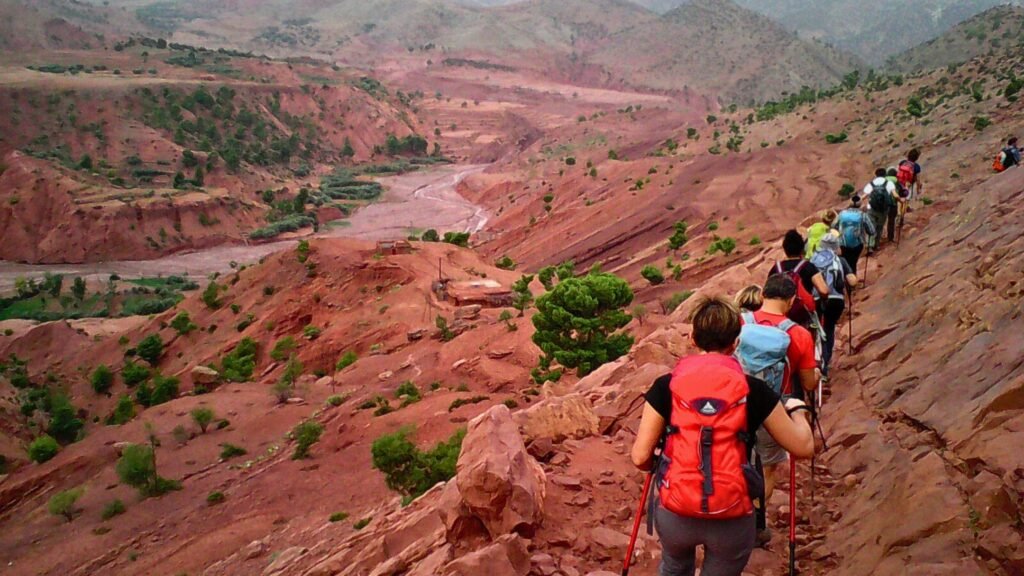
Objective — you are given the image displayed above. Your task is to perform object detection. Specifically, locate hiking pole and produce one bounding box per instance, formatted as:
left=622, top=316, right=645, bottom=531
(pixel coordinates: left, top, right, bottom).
left=789, top=457, right=798, bottom=576
left=848, top=289, right=854, bottom=355
left=622, top=473, right=654, bottom=576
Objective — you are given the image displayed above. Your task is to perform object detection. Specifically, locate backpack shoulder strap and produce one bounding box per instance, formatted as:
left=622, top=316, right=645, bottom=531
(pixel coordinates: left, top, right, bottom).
left=778, top=319, right=797, bottom=333
left=774, top=261, right=783, bottom=274
left=741, top=311, right=756, bottom=325
left=793, top=260, right=807, bottom=274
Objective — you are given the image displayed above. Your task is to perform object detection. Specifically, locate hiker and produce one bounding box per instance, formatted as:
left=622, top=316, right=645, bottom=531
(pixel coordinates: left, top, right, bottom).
left=885, top=167, right=907, bottom=244
left=994, top=137, right=1021, bottom=172
left=804, top=209, right=838, bottom=260
left=767, top=230, right=829, bottom=328
left=897, top=148, right=923, bottom=203
left=809, top=232, right=858, bottom=378
left=863, top=168, right=896, bottom=252
left=737, top=275, right=819, bottom=543
left=735, top=285, right=763, bottom=313
left=834, top=195, right=874, bottom=275
left=631, top=296, right=814, bottom=576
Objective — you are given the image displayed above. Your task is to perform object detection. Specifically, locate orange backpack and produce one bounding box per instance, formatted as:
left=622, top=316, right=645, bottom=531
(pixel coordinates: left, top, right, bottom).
left=994, top=151, right=1006, bottom=173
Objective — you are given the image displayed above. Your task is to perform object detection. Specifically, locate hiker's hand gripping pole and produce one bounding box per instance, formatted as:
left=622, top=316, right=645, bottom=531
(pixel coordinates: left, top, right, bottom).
left=622, top=472, right=654, bottom=576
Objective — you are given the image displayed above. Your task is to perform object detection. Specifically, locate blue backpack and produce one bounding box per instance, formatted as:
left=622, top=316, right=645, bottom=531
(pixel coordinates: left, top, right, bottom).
left=811, top=251, right=846, bottom=301
left=736, top=312, right=794, bottom=395
left=837, top=209, right=864, bottom=248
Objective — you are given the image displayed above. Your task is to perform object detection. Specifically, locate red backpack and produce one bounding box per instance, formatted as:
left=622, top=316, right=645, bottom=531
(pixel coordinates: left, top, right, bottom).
left=897, top=160, right=916, bottom=188
left=773, top=260, right=817, bottom=326
left=658, top=355, right=756, bottom=519
left=994, top=151, right=1006, bottom=173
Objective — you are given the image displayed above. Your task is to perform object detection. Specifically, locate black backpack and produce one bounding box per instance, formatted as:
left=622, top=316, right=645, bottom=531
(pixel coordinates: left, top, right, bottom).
left=869, top=181, right=890, bottom=212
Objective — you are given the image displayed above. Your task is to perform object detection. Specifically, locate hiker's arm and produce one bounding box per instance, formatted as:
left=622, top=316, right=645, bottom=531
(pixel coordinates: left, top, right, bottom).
left=631, top=403, right=664, bottom=471
left=811, top=272, right=830, bottom=296
left=762, top=398, right=813, bottom=458
left=846, top=273, right=858, bottom=289
left=798, top=368, right=818, bottom=394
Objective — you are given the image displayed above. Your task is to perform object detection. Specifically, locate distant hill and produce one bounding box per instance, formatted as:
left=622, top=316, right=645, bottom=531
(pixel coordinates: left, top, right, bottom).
left=889, top=5, right=1024, bottom=72
left=591, top=0, right=860, bottom=103
left=10, top=0, right=858, bottom=102
left=733, top=0, right=1023, bottom=64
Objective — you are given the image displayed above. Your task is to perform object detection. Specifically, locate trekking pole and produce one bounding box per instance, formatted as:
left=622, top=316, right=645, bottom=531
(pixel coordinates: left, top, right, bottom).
left=789, top=458, right=798, bottom=576
left=622, top=473, right=654, bottom=576
left=848, top=289, right=854, bottom=355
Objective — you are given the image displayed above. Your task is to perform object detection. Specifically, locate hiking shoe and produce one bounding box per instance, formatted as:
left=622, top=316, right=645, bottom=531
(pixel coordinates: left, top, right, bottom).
left=756, top=527, right=772, bottom=548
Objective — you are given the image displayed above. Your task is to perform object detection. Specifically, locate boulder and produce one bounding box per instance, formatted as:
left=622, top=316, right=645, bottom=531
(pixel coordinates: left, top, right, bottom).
left=512, top=393, right=599, bottom=443
left=315, top=376, right=334, bottom=389
left=444, top=534, right=530, bottom=576
left=591, top=526, right=630, bottom=550
left=263, top=546, right=306, bottom=576
left=407, top=329, right=426, bottom=342
left=455, top=305, right=483, bottom=320
left=457, top=406, right=546, bottom=539
left=191, top=365, right=221, bottom=386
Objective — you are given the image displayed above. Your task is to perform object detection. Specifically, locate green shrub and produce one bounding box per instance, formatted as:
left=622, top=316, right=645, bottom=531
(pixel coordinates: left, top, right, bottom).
left=122, top=362, right=151, bottom=387
left=824, top=131, right=848, bottom=144
left=921, top=197, right=934, bottom=206
left=974, top=116, right=992, bottom=131
left=29, top=435, right=60, bottom=463
left=449, top=395, right=489, bottom=412
left=206, top=491, right=226, bottom=505
left=101, top=499, right=126, bottom=520
left=371, top=427, right=465, bottom=497
left=707, top=237, right=737, bottom=256
left=47, top=393, right=84, bottom=444
left=641, top=266, right=665, bottom=285
left=421, top=229, right=440, bottom=242
left=326, top=394, right=346, bottom=407
left=661, top=291, right=694, bottom=314
left=749, top=237, right=762, bottom=246
left=106, top=395, right=136, bottom=426
left=219, top=338, right=258, bottom=382
left=668, top=221, right=689, bottom=251
left=219, top=443, right=247, bottom=459
left=291, top=420, right=324, bottom=460
left=353, top=517, right=372, bottom=530
left=191, top=407, right=215, bottom=433
left=329, top=512, right=349, bottom=523
left=839, top=183, right=856, bottom=198
left=270, top=336, right=296, bottom=362
left=136, top=334, right=164, bottom=366
left=442, top=232, right=470, bottom=247
left=494, top=256, right=516, bottom=270
left=302, top=325, right=321, bottom=340
left=201, top=281, right=222, bottom=309
left=503, top=399, right=519, bottom=409
left=91, top=365, right=114, bottom=394
left=336, top=350, right=357, bottom=371
left=48, top=487, right=85, bottom=522
left=170, top=312, right=197, bottom=335
left=116, top=444, right=181, bottom=497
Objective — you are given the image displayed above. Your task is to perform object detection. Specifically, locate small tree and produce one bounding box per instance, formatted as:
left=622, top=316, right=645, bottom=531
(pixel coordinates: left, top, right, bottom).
left=641, top=266, right=665, bottom=285
left=106, top=395, right=135, bottom=426
left=201, top=281, right=222, bottom=309
left=28, top=435, right=60, bottom=463
left=668, top=220, right=689, bottom=251
left=633, top=304, right=648, bottom=326
left=170, top=311, right=197, bottom=335
left=136, top=334, right=164, bottom=366
left=421, top=229, right=440, bottom=242
left=116, top=443, right=180, bottom=497
left=48, top=487, right=85, bottom=522
left=511, top=274, right=534, bottom=317
left=91, top=365, right=114, bottom=395
left=47, top=392, right=84, bottom=444
left=291, top=420, right=324, bottom=459
left=372, top=427, right=465, bottom=498
left=532, top=271, right=634, bottom=378
left=71, top=277, right=87, bottom=301
left=191, top=407, right=215, bottom=433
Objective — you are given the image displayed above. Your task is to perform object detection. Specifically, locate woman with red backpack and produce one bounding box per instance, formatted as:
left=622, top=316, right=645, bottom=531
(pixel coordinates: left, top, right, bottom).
left=631, top=296, right=814, bottom=576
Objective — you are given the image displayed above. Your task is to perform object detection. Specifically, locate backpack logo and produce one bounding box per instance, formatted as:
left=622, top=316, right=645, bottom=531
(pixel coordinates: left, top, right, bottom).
left=699, top=400, right=719, bottom=415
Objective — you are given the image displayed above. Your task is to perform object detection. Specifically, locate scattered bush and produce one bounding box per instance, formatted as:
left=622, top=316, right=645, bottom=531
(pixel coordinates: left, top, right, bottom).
left=91, top=365, right=114, bottom=395
left=122, top=362, right=151, bottom=387
left=291, top=420, right=324, bottom=460
left=973, top=116, right=992, bottom=131
left=824, top=131, right=848, bottom=144
left=371, top=427, right=465, bottom=498
left=668, top=221, right=689, bottom=251
left=839, top=183, right=856, bottom=198
left=503, top=399, right=519, bottom=409
left=495, top=256, right=516, bottom=270
left=206, top=491, right=226, bottom=505
left=303, top=325, right=321, bottom=340
left=28, top=435, right=60, bottom=463
left=641, top=266, right=665, bottom=285
left=191, top=407, right=215, bottom=433
left=353, top=517, right=372, bottom=530
left=707, top=237, right=738, bottom=256
left=270, top=337, right=297, bottom=362
left=442, top=232, right=470, bottom=247
left=106, top=395, right=136, bottom=426
left=201, top=281, right=222, bottom=309
left=47, top=393, right=84, bottom=444
left=336, top=350, right=358, bottom=371
left=170, top=312, right=197, bottom=335
left=219, top=443, right=247, bottom=460
left=116, top=444, right=181, bottom=497
left=661, top=291, right=694, bottom=314
left=101, top=499, right=126, bottom=520
left=449, top=395, right=489, bottom=412
left=136, top=334, right=164, bottom=366
left=326, top=395, right=346, bottom=407
left=48, top=487, right=85, bottom=522
left=329, top=512, right=349, bottom=523
left=219, top=338, right=258, bottom=382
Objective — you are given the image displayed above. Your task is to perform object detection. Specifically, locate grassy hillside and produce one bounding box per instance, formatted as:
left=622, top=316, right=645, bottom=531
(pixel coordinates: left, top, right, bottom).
left=889, top=5, right=1024, bottom=72
left=734, top=0, right=1023, bottom=64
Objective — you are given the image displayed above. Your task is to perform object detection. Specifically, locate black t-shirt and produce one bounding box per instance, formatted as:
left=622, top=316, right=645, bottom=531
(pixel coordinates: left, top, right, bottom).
left=645, top=373, right=781, bottom=438
left=768, top=259, right=819, bottom=294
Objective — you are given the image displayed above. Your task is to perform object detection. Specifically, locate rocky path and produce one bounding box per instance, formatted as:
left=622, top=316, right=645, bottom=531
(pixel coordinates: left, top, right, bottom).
left=0, top=165, right=488, bottom=292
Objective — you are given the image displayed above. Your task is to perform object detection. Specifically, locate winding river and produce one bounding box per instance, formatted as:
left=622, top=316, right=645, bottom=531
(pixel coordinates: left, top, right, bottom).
left=0, top=164, right=489, bottom=292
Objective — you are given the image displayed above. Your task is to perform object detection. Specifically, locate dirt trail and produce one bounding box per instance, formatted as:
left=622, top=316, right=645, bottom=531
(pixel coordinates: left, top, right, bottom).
left=0, top=165, right=488, bottom=291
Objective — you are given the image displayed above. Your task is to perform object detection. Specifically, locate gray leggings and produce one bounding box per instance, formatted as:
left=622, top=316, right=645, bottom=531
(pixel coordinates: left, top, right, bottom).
left=655, top=505, right=756, bottom=576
